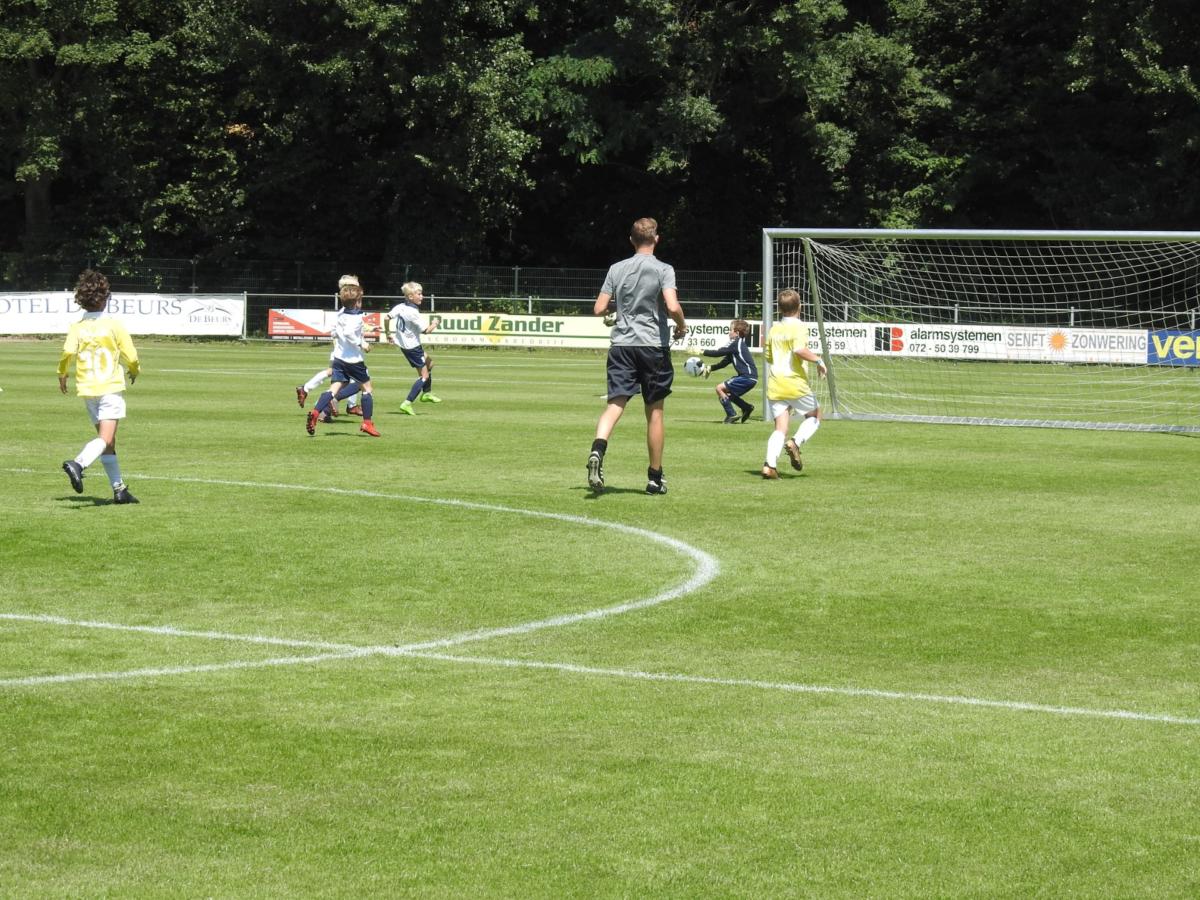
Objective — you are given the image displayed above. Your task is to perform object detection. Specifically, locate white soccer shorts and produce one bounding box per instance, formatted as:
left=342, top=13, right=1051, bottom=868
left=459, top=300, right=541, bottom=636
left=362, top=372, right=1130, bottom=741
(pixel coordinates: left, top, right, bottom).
left=84, top=393, right=127, bottom=425
left=769, top=393, right=818, bottom=419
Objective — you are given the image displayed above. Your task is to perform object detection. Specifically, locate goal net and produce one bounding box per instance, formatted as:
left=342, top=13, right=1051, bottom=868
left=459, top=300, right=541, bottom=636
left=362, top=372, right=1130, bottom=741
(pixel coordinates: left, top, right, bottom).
left=762, top=229, right=1200, bottom=432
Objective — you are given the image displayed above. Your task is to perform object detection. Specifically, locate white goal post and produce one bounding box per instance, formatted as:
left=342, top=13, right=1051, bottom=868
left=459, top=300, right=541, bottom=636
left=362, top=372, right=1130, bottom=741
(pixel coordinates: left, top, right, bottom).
left=762, top=228, right=1200, bottom=433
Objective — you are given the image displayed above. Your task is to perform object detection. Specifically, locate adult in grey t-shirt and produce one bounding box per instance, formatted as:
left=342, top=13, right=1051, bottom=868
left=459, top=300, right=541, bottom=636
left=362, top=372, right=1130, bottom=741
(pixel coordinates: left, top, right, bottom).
left=602, top=253, right=677, bottom=347
left=586, top=217, right=688, bottom=496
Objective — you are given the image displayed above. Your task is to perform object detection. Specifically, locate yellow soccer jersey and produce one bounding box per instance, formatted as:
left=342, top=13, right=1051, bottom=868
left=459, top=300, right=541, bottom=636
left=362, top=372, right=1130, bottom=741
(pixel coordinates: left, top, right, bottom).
left=57, top=312, right=140, bottom=397
left=765, top=317, right=813, bottom=400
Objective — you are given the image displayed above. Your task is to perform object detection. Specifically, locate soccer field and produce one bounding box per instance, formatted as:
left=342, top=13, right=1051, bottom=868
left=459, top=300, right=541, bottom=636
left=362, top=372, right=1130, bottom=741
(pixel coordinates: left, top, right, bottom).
left=2, top=339, right=1197, bottom=897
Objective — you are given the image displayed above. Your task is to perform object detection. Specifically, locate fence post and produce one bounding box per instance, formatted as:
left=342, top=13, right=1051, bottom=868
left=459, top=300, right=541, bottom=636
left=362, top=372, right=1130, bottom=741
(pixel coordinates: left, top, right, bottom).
left=513, top=266, right=520, bottom=297
left=737, top=270, right=745, bottom=318
left=527, top=295, right=533, bottom=315
left=954, top=303, right=959, bottom=324
left=294, top=261, right=303, bottom=291
left=190, top=258, right=199, bottom=293
left=1070, top=306, right=1076, bottom=327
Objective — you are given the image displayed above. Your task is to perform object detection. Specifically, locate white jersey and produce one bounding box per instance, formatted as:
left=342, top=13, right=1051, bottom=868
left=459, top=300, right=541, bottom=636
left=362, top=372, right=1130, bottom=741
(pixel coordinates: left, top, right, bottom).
left=388, top=302, right=428, bottom=351
left=332, top=307, right=367, bottom=363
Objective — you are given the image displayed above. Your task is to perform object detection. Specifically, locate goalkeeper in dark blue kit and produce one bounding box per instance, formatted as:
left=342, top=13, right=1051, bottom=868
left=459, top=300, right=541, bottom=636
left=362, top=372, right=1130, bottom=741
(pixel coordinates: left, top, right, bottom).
left=701, top=319, right=758, bottom=423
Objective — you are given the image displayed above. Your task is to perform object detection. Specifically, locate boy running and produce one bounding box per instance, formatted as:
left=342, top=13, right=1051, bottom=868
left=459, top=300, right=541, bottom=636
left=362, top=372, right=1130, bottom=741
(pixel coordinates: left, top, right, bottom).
left=58, top=269, right=141, bottom=504
left=388, top=281, right=441, bottom=415
left=306, top=275, right=380, bottom=437
left=762, top=289, right=825, bottom=479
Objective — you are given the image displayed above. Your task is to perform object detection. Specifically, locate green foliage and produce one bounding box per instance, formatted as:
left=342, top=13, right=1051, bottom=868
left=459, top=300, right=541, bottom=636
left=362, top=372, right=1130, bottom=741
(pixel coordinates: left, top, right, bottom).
left=2, top=0, right=1197, bottom=267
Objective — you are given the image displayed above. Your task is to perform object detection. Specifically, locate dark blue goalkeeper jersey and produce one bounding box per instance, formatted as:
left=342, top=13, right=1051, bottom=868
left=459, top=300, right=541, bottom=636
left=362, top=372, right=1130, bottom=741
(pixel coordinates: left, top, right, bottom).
left=703, top=336, right=757, bottom=379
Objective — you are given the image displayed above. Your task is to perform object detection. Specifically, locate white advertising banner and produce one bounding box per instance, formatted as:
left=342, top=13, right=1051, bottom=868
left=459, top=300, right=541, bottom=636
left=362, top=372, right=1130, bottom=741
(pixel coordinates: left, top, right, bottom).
left=799, top=322, right=1148, bottom=364
left=0, top=292, right=246, bottom=336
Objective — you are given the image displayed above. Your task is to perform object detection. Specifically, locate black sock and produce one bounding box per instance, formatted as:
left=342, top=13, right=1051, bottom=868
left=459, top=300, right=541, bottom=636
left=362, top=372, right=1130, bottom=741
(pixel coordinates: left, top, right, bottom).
left=647, top=467, right=663, bottom=484
left=591, top=439, right=608, bottom=455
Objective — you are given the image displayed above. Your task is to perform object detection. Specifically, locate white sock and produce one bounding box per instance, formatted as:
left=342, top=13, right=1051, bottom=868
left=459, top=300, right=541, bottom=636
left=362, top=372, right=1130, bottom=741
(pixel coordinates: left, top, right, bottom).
left=303, top=370, right=327, bottom=392
left=765, top=431, right=786, bottom=469
left=77, top=438, right=107, bottom=469
left=100, top=454, right=123, bottom=489
left=794, top=416, right=820, bottom=445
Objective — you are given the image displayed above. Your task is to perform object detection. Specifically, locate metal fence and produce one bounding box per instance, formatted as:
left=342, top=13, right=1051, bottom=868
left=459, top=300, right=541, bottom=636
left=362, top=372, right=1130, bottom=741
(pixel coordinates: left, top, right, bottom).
left=1, top=254, right=764, bottom=327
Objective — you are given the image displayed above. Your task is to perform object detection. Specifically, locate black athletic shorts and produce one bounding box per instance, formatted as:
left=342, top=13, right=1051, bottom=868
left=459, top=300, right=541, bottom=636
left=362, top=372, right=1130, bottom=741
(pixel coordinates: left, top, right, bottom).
left=606, top=345, right=674, bottom=404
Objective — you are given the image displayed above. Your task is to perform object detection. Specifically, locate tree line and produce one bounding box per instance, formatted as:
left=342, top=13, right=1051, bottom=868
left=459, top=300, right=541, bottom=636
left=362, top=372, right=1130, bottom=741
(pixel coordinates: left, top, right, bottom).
left=3, top=0, right=1197, bottom=272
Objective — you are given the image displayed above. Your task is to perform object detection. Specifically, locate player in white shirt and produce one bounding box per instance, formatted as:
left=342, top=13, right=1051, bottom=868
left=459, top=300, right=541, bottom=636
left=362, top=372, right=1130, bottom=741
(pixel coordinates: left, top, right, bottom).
left=387, top=281, right=441, bottom=415
left=305, top=275, right=380, bottom=436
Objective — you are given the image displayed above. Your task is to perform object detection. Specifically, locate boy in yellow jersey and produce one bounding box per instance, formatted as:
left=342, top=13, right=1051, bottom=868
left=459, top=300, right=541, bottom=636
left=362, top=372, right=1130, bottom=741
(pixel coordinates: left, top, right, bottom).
left=57, top=269, right=142, bottom=503
left=762, top=288, right=826, bottom=479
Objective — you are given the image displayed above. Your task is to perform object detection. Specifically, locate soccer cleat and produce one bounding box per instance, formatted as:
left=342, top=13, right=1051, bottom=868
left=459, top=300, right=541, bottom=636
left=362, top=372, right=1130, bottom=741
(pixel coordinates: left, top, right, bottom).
left=306, top=409, right=320, bottom=435
left=740, top=404, right=755, bottom=424
left=112, top=484, right=139, bottom=504
left=62, top=460, right=84, bottom=493
left=320, top=411, right=334, bottom=423
left=346, top=404, right=364, bottom=417
left=645, top=477, right=667, bottom=495
left=360, top=420, right=381, bottom=437
left=328, top=402, right=339, bottom=418
left=784, top=438, right=804, bottom=471
left=586, top=451, right=605, bottom=492
left=761, top=465, right=780, bottom=480
left=295, top=386, right=308, bottom=407
left=399, top=400, right=416, bottom=415
left=723, top=415, right=739, bottom=424
left=420, top=393, right=442, bottom=403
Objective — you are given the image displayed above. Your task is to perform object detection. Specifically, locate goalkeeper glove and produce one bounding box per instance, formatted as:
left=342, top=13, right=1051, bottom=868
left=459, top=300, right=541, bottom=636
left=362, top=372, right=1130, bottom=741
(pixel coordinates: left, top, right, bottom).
left=603, top=311, right=617, bottom=327
left=700, top=364, right=711, bottom=378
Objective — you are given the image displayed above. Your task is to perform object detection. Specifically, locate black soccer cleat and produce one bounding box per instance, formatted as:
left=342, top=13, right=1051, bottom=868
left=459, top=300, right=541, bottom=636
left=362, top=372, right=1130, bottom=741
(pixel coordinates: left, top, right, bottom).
left=645, top=478, right=667, bottom=495
left=723, top=415, right=739, bottom=424
left=62, top=460, right=84, bottom=494
left=586, top=451, right=605, bottom=492
left=113, top=484, right=139, bottom=504
left=740, top=404, right=755, bottom=424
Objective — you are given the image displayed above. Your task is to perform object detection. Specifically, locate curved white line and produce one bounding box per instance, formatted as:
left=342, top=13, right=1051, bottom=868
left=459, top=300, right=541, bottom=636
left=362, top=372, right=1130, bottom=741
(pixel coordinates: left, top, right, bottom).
left=130, top=474, right=720, bottom=651
left=3, top=473, right=718, bottom=683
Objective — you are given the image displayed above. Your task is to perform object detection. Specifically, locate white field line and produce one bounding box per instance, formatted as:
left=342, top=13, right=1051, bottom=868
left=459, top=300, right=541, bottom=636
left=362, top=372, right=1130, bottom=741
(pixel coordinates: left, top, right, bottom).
left=5, top=470, right=1197, bottom=726
left=4, top=612, right=1197, bottom=726
left=400, top=651, right=1200, bottom=727
left=0, top=651, right=369, bottom=687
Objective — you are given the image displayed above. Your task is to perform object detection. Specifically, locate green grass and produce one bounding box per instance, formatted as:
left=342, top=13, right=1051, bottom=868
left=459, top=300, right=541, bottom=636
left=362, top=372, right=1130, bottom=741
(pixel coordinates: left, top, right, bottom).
left=1, top=338, right=1197, bottom=897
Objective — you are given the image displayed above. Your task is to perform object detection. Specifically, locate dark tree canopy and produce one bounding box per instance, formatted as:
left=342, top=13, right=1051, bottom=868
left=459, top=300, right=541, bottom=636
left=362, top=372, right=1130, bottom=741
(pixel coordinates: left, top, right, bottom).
left=2, top=0, right=1196, bottom=270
